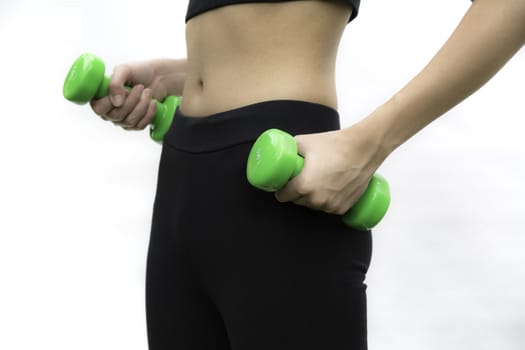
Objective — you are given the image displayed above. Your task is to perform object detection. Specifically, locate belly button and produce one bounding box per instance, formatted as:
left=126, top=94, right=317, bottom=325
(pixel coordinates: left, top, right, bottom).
left=198, top=79, right=204, bottom=89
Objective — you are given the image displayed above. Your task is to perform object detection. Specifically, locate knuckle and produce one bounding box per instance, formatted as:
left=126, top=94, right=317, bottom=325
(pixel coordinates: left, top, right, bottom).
left=148, top=105, right=157, bottom=117
left=119, top=115, right=136, bottom=127
left=325, top=203, right=338, bottom=214
left=135, top=121, right=147, bottom=130
left=90, top=101, right=106, bottom=116
left=274, top=191, right=285, bottom=203
left=326, top=198, right=345, bottom=215
left=133, top=113, right=151, bottom=129
left=310, top=195, right=328, bottom=209
left=131, top=84, right=144, bottom=97
left=295, top=180, right=311, bottom=196
left=113, top=63, right=130, bottom=77
left=108, top=110, right=126, bottom=122
left=110, top=64, right=132, bottom=91
left=91, top=106, right=104, bottom=116
left=124, top=119, right=138, bottom=128
left=335, top=206, right=347, bottom=216
left=143, top=87, right=153, bottom=98
left=137, top=122, right=148, bottom=130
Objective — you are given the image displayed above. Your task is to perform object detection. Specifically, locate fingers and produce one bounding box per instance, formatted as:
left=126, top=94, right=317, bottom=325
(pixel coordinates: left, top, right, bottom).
left=291, top=192, right=354, bottom=215
left=275, top=174, right=369, bottom=215
left=123, top=93, right=157, bottom=131
left=280, top=188, right=355, bottom=215
left=106, top=84, right=143, bottom=123
left=294, top=134, right=308, bottom=157
left=280, top=189, right=343, bottom=215
left=274, top=133, right=310, bottom=202
left=90, top=86, right=157, bottom=130
left=271, top=131, right=376, bottom=216
left=134, top=100, right=157, bottom=130
left=109, top=64, right=134, bottom=107
left=89, top=96, right=113, bottom=120
left=89, top=84, right=142, bottom=121
left=88, top=62, right=159, bottom=131
left=89, top=64, right=134, bottom=117
left=274, top=175, right=308, bottom=203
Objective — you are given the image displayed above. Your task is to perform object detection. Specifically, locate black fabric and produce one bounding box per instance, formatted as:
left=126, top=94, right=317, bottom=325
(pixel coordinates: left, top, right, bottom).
left=146, top=100, right=372, bottom=350
left=186, top=0, right=361, bottom=23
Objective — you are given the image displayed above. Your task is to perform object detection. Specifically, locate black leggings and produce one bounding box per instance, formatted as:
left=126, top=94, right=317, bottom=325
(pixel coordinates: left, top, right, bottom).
left=146, top=100, right=372, bottom=350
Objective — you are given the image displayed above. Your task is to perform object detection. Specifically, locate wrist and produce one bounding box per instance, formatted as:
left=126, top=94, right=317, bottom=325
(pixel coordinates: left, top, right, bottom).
left=151, top=58, right=187, bottom=96
left=348, top=99, right=401, bottom=163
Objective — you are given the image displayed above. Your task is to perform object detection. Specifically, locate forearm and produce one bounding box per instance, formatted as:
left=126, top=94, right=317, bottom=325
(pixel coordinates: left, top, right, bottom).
left=149, top=58, right=188, bottom=96
left=354, top=0, right=525, bottom=157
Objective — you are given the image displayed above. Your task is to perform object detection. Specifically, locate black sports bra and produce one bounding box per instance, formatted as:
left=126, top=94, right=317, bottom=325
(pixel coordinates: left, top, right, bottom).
left=186, top=0, right=361, bottom=23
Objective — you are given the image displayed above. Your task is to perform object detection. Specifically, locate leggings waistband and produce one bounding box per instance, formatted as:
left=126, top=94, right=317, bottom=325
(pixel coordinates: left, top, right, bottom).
left=163, top=100, right=341, bottom=153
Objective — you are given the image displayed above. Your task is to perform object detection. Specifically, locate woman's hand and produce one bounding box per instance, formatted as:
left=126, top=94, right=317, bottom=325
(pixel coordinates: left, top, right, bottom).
left=90, top=59, right=186, bottom=131
left=274, top=122, right=389, bottom=215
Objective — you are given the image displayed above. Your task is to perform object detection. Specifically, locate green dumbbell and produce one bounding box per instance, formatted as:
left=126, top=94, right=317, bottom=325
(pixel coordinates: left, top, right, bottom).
left=246, top=128, right=391, bottom=230
left=63, top=53, right=181, bottom=143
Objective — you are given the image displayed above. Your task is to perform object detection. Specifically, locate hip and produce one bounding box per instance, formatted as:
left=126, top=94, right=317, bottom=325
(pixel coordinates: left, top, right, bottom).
left=150, top=100, right=372, bottom=284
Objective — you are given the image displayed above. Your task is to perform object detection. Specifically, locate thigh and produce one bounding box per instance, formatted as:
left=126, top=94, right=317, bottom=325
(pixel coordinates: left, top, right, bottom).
left=145, top=147, right=232, bottom=350
left=214, top=173, right=371, bottom=350
left=220, top=239, right=369, bottom=350
left=145, top=221, right=232, bottom=350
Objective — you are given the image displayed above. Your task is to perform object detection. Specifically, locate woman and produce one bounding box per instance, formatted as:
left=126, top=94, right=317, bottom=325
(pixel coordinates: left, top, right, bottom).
left=90, top=0, right=525, bottom=349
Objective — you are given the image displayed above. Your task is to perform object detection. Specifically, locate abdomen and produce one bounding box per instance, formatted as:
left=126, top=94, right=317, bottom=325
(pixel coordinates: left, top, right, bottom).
left=180, top=0, right=352, bottom=116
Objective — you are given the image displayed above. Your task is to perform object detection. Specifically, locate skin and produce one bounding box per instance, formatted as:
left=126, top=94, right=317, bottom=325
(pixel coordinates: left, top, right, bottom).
left=90, top=58, right=187, bottom=130
left=90, top=0, right=525, bottom=216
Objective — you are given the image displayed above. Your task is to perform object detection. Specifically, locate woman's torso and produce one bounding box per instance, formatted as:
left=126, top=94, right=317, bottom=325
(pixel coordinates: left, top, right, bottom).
left=179, top=0, right=352, bottom=117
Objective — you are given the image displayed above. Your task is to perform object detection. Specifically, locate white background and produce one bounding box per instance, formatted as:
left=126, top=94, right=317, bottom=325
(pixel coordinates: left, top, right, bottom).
left=0, top=0, right=523, bottom=349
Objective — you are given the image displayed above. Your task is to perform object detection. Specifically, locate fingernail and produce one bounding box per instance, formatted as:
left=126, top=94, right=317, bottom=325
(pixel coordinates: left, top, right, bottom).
left=112, top=95, right=123, bottom=107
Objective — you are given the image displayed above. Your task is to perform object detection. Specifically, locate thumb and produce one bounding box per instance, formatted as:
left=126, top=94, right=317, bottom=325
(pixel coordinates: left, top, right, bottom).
left=109, top=64, right=133, bottom=107
left=294, top=133, right=309, bottom=158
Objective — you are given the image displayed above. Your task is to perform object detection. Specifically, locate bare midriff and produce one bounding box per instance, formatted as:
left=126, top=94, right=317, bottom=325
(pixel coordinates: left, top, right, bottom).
left=180, top=0, right=352, bottom=117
